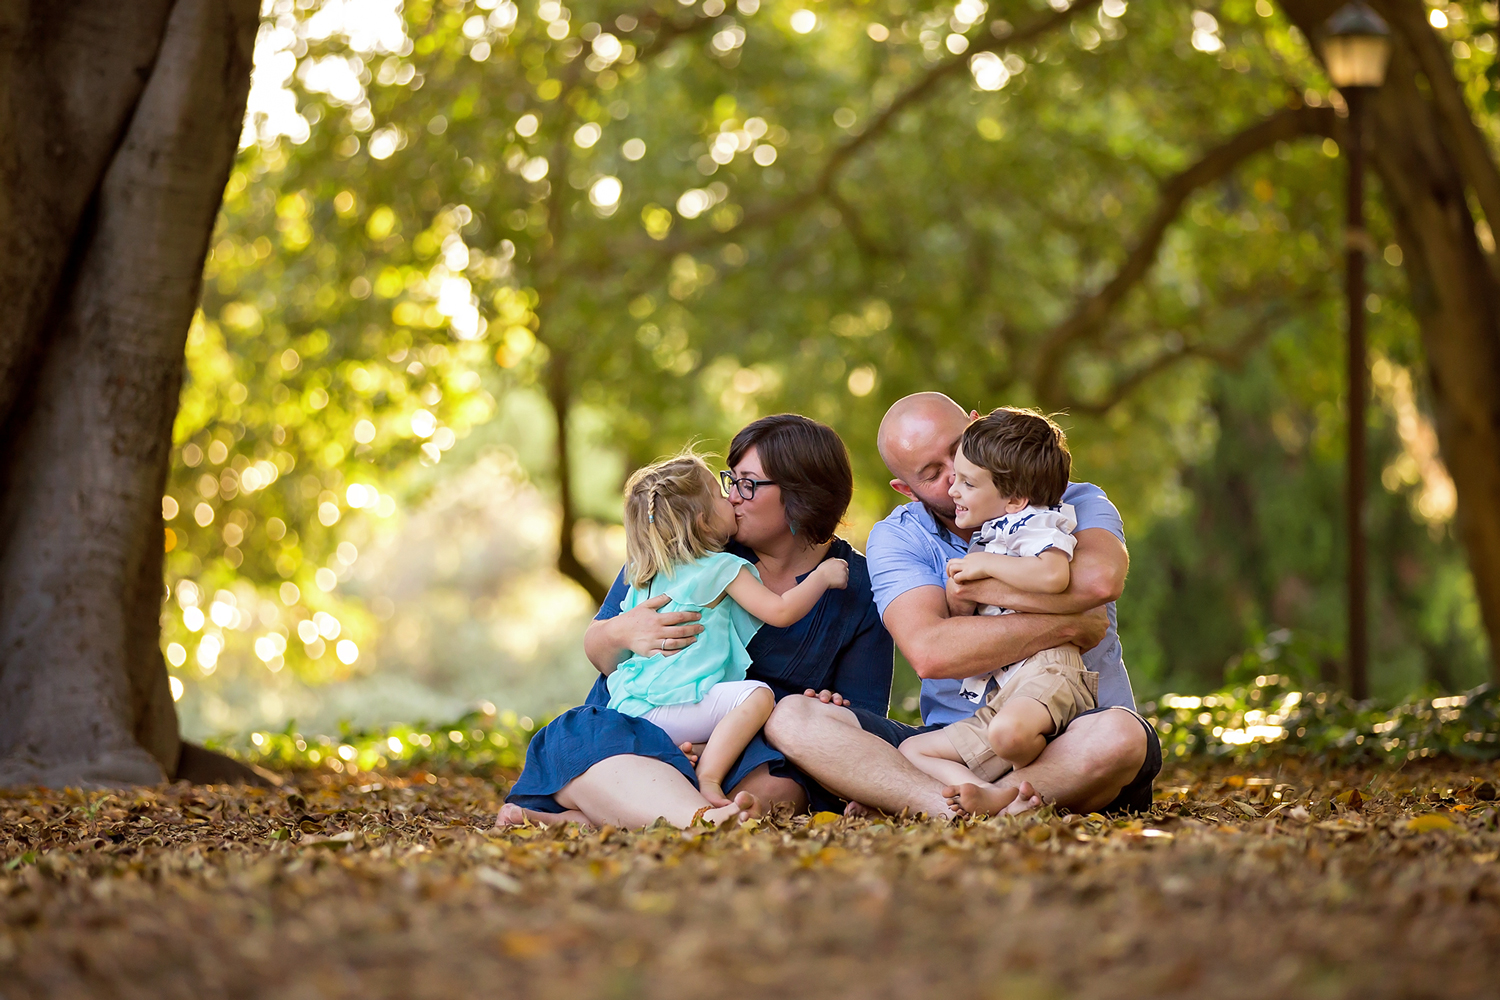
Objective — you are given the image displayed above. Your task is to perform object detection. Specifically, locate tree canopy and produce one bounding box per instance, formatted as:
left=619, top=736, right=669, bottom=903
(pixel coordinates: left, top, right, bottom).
left=164, top=0, right=1496, bottom=732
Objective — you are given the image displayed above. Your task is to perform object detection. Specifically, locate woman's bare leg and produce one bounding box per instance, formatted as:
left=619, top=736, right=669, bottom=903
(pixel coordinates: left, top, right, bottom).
left=495, top=802, right=589, bottom=828
left=729, top=762, right=808, bottom=814
left=554, top=754, right=757, bottom=828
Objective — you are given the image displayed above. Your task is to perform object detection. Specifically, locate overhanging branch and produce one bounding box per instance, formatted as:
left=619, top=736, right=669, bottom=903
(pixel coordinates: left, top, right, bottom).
left=1030, top=104, right=1338, bottom=404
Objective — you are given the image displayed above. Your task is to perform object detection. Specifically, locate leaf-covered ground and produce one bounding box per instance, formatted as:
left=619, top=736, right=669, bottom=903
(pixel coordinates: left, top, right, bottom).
left=3, top=759, right=1499, bottom=1000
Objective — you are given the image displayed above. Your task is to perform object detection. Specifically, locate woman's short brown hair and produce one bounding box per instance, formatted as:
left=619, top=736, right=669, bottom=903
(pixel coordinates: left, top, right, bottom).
left=728, top=414, right=852, bottom=544
left=960, top=407, right=1071, bottom=508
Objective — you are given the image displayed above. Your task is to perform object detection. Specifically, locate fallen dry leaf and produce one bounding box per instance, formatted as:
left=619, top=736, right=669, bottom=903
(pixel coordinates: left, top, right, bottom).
left=1, top=759, right=1498, bottom=999
left=1405, top=813, right=1457, bottom=834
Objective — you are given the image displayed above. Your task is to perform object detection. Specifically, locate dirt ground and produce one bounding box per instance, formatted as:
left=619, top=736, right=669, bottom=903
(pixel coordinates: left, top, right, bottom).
left=2, top=758, right=1498, bottom=1000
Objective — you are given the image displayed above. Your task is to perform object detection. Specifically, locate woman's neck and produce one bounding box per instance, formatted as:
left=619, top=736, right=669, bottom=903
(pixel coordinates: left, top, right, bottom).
left=750, top=534, right=832, bottom=593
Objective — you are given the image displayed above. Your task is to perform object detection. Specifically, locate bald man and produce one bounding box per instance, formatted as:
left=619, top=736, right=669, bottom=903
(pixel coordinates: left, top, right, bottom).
left=765, top=392, right=1160, bottom=817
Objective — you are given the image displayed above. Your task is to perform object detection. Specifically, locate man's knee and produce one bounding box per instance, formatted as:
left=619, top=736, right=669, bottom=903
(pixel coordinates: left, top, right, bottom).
left=764, top=696, right=851, bottom=750
left=764, top=695, right=817, bottom=748
left=1082, top=708, right=1147, bottom=783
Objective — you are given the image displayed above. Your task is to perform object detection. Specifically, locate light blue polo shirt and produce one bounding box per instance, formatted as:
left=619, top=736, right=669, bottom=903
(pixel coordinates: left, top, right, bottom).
left=867, top=482, right=1133, bottom=726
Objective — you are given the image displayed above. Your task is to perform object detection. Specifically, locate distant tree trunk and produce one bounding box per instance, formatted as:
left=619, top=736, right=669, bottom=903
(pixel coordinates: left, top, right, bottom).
left=0, top=0, right=259, bottom=787
left=1282, top=0, right=1500, bottom=682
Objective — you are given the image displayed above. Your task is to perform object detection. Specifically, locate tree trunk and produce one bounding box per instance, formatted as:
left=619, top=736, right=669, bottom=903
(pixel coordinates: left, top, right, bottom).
left=0, top=0, right=259, bottom=787
left=1281, top=0, right=1500, bottom=680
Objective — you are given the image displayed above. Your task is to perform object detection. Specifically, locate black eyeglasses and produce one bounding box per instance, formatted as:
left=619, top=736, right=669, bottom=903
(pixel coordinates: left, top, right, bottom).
left=720, top=470, right=777, bottom=501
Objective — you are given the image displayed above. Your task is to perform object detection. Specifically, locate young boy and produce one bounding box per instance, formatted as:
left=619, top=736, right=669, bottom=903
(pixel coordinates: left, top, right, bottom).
left=898, top=407, right=1099, bottom=803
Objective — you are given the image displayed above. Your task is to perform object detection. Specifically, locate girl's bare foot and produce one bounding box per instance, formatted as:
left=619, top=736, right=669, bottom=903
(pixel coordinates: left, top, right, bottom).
left=940, top=781, right=1021, bottom=817
left=698, top=779, right=731, bottom=807
left=701, top=790, right=760, bottom=826
left=494, top=803, right=591, bottom=828
left=843, top=800, right=872, bottom=818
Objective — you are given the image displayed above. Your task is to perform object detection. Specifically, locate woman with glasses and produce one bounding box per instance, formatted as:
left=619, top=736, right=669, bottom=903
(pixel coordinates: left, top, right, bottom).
left=499, top=413, right=894, bottom=827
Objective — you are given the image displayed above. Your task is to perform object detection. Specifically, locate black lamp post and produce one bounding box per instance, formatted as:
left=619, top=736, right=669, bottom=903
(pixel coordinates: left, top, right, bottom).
left=1323, top=1, right=1391, bottom=701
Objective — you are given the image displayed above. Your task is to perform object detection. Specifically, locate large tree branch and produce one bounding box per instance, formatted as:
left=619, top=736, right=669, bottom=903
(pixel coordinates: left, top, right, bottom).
left=1030, top=104, right=1338, bottom=404
left=1373, top=0, right=1500, bottom=263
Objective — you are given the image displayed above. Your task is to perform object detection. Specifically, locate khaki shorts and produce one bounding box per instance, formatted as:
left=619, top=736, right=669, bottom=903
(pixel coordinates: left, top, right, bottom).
left=944, top=646, right=1099, bottom=782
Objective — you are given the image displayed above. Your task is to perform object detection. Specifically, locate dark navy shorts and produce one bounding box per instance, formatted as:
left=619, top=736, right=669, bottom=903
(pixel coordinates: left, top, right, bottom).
left=852, top=704, right=1161, bottom=815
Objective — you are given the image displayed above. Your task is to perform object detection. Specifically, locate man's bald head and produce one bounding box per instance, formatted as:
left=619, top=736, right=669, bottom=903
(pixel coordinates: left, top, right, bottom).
left=878, top=393, right=969, bottom=479
left=877, top=392, right=971, bottom=519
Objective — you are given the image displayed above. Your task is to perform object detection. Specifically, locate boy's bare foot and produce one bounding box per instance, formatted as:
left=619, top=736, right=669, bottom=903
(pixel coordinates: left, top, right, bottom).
left=494, top=803, right=591, bottom=828
left=843, top=800, right=872, bottom=818
left=698, top=779, right=731, bottom=807
left=1001, top=780, right=1044, bottom=815
left=940, top=781, right=1021, bottom=817
left=701, top=790, right=760, bottom=826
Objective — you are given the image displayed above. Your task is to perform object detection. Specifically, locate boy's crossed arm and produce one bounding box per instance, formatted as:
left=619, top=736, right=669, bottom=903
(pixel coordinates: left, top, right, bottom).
left=948, top=528, right=1127, bottom=617
left=947, top=548, right=1071, bottom=594
left=943, top=546, right=1071, bottom=619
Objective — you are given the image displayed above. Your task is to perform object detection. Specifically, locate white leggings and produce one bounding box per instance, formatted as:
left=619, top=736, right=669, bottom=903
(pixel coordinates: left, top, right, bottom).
left=641, top=680, right=772, bottom=746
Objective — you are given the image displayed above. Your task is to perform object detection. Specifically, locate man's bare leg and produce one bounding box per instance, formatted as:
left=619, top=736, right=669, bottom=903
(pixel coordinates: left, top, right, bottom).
left=554, top=754, right=759, bottom=828
left=943, top=707, right=1148, bottom=816
left=764, top=696, right=955, bottom=818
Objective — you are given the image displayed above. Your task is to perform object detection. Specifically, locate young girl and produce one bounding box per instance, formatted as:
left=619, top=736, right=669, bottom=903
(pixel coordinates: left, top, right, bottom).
left=608, top=452, right=848, bottom=807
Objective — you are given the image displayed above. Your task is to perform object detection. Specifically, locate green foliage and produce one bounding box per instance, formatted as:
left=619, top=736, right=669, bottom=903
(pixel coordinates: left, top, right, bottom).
left=168, top=0, right=1495, bottom=724
left=214, top=708, right=535, bottom=774
left=1148, top=625, right=1500, bottom=766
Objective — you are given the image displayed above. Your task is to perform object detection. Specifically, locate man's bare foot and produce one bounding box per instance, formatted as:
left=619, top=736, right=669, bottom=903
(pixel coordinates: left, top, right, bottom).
left=701, top=790, right=760, bottom=826
left=698, top=779, right=731, bottom=807
left=844, top=800, right=872, bottom=818
left=494, top=803, right=591, bottom=828
left=1000, top=780, right=1044, bottom=815
left=940, top=782, right=1021, bottom=817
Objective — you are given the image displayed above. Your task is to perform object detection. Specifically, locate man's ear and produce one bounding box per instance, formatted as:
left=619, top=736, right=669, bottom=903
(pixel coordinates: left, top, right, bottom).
left=969, top=410, right=980, bottom=420
left=890, top=478, right=916, bottom=501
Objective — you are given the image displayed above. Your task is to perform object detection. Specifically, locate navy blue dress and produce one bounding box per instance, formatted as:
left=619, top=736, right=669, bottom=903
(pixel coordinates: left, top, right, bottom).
left=505, top=538, right=893, bottom=813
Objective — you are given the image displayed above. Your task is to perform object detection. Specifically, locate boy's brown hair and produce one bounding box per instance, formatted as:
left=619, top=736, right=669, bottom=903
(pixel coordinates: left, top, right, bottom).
left=960, top=407, right=1071, bottom=508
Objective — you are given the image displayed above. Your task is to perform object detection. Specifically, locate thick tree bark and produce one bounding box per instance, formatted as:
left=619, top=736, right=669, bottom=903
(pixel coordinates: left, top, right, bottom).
left=0, top=0, right=259, bottom=787
left=1280, top=1, right=1500, bottom=680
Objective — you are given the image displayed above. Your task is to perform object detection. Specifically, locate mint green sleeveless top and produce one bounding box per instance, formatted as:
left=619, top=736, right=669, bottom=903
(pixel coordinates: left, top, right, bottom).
left=605, top=550, right=764, bottom=717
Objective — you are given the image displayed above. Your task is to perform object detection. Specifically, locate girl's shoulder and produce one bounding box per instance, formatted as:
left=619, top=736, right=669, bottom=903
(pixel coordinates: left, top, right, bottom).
left=640, top=550, right=756, bottom=608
